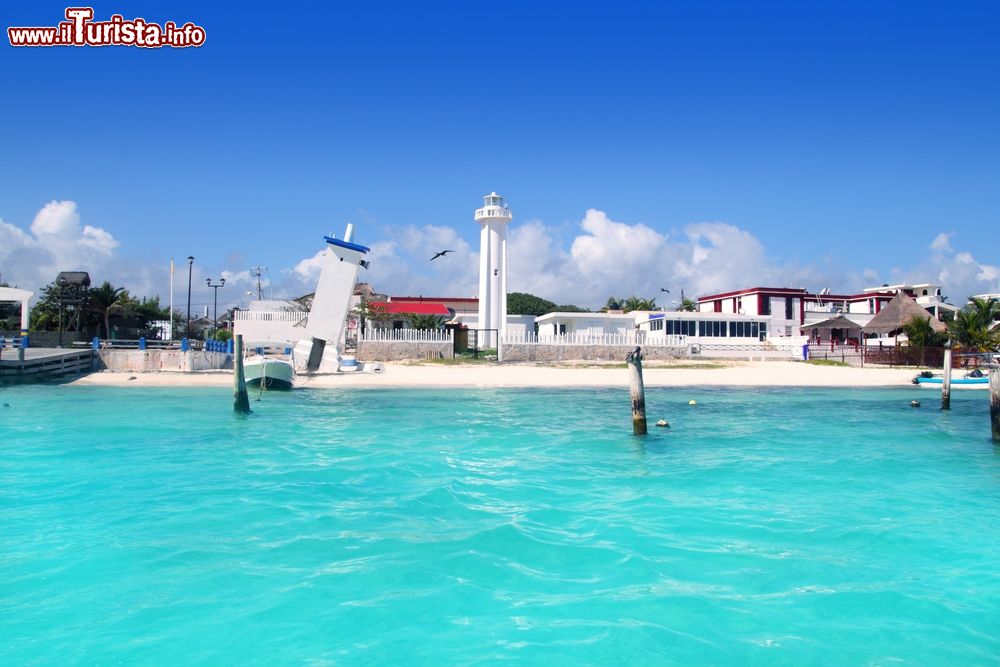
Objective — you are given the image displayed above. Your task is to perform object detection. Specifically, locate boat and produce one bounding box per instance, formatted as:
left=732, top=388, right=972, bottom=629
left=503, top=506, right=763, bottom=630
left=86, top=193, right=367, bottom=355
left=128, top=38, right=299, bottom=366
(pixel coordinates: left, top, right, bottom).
left=912, top=370, right=988, bottom=388
left=242, top=342, right=295, bottom=390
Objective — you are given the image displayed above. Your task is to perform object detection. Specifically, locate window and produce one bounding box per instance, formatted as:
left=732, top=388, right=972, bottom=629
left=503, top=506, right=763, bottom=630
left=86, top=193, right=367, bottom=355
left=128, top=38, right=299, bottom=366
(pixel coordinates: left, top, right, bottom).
left=785, top=297, right=794, bottom=320
left=729, top=321, right=761, bottom=338
left=669, top=320, right=695, bottom=336
left=650, top=319, right=663, bottom=331
left=760, top=296, right=771, bottom=315
left=698, top=321, right=706, bottom=336
left=558, top=324, right=566, bottom=335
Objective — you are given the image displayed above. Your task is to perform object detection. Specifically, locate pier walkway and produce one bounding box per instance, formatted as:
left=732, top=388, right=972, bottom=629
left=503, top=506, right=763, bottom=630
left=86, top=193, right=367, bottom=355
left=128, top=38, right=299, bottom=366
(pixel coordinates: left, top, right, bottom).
left=0, top=347, right=94, bottom=382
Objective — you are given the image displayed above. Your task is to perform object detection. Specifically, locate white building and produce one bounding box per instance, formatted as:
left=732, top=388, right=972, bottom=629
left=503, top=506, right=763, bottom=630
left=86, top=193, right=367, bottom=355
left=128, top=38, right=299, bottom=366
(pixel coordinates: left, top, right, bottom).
left=863, top=283, right=959, bottom=320
left=535, top=312, right=636, bottom=337
left=475, top=192, right=511, bottom=347
left=695, top=283, right=957, bottom=346
left=525, top=309, right=773, bottom=345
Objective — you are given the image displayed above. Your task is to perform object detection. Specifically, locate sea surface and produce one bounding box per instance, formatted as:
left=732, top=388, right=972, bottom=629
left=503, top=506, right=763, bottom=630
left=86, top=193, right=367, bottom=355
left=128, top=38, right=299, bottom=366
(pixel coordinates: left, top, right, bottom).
left=2, top=384, right=999, bottom=665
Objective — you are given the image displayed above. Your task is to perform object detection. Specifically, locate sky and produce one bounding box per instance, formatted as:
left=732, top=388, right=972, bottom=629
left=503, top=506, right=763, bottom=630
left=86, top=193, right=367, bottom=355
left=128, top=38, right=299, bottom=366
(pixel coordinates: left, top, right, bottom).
left=1, top=1, right=998, bottom=314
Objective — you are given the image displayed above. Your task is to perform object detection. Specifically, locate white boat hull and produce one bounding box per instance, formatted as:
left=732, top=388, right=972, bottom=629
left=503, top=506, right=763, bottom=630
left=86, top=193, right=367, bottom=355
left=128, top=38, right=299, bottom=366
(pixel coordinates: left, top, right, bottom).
left=243, top=356, right=294, bottom=390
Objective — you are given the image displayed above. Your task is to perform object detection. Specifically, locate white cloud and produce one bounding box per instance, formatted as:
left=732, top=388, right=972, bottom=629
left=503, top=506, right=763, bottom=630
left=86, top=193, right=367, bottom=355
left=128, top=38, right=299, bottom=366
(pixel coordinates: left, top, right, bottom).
left=872, top=232, right=1000, bottom=302
left=0, top=201, right=120, bottom=293
left=291, top=209, right=852, bottom=311
left=930, top=232, right=953, bottom=251
left=290, top=252, right=325, bottom=285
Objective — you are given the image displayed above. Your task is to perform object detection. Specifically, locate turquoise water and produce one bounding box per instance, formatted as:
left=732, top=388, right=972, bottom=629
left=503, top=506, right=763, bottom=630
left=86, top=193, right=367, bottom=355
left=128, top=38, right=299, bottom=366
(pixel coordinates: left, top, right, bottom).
left=2, top=385, right=1000, bottom=665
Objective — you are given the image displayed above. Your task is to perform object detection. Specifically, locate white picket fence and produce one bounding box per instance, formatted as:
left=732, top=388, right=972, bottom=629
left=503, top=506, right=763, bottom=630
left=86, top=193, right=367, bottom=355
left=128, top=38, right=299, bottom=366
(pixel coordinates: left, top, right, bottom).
left=360, top=329, right=454, bottom=343
left=232, top=310, right=307, bottom=324
left=502, top=331, right=688, bottom=347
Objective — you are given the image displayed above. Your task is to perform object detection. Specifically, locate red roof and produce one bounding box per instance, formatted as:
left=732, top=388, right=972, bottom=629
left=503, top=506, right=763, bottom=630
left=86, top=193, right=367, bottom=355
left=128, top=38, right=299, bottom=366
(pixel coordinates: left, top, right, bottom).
left=370, top=301, right=450, bottom=315
left=390, top=296, right=478, bottom=303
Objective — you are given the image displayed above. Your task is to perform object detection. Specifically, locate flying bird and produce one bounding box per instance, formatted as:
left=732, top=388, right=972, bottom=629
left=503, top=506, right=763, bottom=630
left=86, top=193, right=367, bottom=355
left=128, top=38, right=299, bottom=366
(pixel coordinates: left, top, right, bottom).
left=429, top=250, right=455, bottom=261
left=660, top=288, right=670, bottom=293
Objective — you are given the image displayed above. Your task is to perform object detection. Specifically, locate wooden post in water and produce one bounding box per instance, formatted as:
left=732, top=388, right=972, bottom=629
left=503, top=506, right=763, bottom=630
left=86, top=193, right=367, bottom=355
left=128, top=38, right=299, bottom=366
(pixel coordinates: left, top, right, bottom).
left=990, top=367, right=1000, bottom=443
left=941, top=347, right=953, bottom=410
left=233, top=334, right=251, bottom=414
left=626, top=346, right=647, bottom=435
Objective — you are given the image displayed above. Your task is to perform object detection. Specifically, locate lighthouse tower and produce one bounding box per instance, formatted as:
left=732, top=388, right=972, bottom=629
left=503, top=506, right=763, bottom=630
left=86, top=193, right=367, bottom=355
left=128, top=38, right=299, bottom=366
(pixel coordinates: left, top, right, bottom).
left=474, top=192, right=512, bottom=347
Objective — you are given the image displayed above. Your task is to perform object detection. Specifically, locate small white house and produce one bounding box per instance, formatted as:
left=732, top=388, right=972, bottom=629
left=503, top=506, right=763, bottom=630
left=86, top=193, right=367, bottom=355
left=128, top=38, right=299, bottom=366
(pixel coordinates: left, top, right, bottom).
left=534, top=312, right=636, bottom=337
left=636, top=311, right=771, bottom=342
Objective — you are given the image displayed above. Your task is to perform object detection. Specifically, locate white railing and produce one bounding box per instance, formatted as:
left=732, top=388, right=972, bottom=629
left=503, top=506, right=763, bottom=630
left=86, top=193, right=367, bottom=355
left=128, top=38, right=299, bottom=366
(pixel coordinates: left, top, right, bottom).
left=360, top=328, right=454, bottom=343
left=502, top=332, right=688, bottom=347
left=233, top=310, right=307, bottom=325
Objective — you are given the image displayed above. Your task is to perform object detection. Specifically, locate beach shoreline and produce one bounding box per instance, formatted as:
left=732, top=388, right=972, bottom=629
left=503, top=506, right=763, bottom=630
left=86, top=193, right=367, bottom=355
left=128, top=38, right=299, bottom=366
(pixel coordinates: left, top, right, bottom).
left=66, top=360, right=925, bottom=389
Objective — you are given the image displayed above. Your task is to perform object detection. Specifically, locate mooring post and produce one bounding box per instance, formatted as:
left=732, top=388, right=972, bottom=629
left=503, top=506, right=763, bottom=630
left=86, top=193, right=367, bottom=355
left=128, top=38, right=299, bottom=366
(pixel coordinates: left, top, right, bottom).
left=626, top=346, right=647, bottom=435
left=990, top=367, right=1000, bottom=443
left=233, top=334, right=251, bottom=414
left=941, top=347, right=953, bottom=410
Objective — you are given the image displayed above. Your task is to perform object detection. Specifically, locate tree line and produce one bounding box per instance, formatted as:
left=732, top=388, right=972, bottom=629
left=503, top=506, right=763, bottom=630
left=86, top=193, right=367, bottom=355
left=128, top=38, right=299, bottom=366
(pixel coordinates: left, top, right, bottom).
left=3, top=279, right=175, bottom=340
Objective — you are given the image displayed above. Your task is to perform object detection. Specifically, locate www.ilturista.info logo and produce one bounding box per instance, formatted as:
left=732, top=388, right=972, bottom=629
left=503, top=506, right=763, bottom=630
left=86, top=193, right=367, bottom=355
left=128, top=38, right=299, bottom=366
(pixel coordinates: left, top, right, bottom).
left=8, top=7, right=206, bottom=48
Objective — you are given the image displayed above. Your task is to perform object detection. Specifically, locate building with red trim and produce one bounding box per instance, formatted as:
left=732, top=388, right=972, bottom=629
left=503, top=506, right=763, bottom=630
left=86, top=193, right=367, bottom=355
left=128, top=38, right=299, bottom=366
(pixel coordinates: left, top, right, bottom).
left=696, top=283, right=954, bottom=342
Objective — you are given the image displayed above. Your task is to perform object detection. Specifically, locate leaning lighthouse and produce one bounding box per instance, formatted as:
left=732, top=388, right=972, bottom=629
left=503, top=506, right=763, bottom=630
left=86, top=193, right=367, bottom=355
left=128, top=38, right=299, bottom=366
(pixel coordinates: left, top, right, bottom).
left=474, top=192, right=512, bottom=348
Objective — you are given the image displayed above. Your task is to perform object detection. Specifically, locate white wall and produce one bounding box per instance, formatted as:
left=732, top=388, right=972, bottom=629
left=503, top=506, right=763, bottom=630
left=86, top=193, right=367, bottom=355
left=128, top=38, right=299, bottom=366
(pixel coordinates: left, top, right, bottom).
left=233, top=310, right=307, bottom=345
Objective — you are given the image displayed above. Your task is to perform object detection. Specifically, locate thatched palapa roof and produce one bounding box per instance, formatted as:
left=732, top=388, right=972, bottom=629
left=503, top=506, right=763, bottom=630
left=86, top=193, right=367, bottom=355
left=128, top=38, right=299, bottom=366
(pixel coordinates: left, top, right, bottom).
left=861, top=293, right=946, bottom=335
left=801, top=314, right=862, bottom=331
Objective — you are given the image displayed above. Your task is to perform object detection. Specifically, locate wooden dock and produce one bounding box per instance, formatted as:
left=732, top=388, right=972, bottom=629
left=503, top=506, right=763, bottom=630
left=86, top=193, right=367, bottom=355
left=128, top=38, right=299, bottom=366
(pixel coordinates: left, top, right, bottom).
left=0, top=347, right=94, bottom=382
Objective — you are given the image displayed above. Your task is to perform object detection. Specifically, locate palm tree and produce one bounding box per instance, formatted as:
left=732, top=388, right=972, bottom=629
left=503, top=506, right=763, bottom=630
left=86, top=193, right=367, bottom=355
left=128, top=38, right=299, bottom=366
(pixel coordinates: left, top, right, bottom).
left=88, top=281, right=127, bottom=339
left=603, top=297, right=623, bottom=311
left=947, top=297, right=1000, bottom=352
left=679, top=298, right=697, bottom=312
left=902, top=314, right=946, bottom=364
left=622, top=296, right=657, bottom=313
left=902, top=315, right=946, bottom=349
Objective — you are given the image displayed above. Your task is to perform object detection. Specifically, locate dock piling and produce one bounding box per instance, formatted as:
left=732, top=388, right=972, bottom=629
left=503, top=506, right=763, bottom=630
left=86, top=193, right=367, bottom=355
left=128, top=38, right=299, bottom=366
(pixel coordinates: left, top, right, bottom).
left=233, top=334, right=251, bottom=414
left=990, top=368, right=1000, bottom=443
left=626, top=346, right=647, bottom=436
left=941, top=347, right=952, bottom=410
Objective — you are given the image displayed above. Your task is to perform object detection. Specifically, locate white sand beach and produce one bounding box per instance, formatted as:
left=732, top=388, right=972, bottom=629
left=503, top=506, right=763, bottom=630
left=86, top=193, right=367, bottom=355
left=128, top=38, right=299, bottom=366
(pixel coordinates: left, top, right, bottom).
left=68, top=360, right=922, bottom=389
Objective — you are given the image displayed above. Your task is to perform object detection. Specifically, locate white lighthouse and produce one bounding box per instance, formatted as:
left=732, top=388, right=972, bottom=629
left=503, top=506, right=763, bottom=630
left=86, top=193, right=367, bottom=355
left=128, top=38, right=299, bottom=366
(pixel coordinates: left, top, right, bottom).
left=475, top=192, right=512, bottom=347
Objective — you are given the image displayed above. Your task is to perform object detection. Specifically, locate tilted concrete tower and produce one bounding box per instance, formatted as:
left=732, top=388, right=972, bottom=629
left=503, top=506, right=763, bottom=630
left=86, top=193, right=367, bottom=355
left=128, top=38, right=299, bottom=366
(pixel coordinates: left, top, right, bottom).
left=475, top=192, right=512, bottom=348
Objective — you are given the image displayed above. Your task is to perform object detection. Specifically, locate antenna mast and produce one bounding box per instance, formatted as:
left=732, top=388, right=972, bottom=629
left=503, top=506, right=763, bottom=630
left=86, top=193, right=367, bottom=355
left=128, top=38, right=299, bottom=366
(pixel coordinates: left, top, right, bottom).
left=251, top=266, right=267, bottom=300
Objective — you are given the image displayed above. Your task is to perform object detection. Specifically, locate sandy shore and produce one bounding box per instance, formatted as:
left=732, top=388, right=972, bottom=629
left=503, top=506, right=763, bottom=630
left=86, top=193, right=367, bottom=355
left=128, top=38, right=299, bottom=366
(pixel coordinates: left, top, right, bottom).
left=67, top=360, right=923, bottom=389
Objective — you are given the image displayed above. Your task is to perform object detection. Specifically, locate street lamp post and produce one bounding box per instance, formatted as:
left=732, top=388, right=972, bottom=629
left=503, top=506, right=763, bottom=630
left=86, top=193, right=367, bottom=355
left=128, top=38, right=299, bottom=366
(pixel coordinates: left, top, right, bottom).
left=206, top=277, right=225, bottom=338
left=185, top=256, right=194, bottom=339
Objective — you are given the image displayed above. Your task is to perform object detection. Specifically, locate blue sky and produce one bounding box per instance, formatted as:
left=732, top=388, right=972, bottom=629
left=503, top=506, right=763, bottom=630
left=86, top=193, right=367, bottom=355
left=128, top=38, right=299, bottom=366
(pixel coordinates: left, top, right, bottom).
left=2, top=1, right=998, bottom=312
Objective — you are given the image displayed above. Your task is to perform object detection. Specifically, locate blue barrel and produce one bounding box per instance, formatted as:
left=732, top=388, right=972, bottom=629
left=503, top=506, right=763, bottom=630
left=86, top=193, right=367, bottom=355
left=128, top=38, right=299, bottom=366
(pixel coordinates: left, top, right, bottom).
left=92, top=336, right=100, bottom=350
left=181, top=337, right=189, bottom=352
